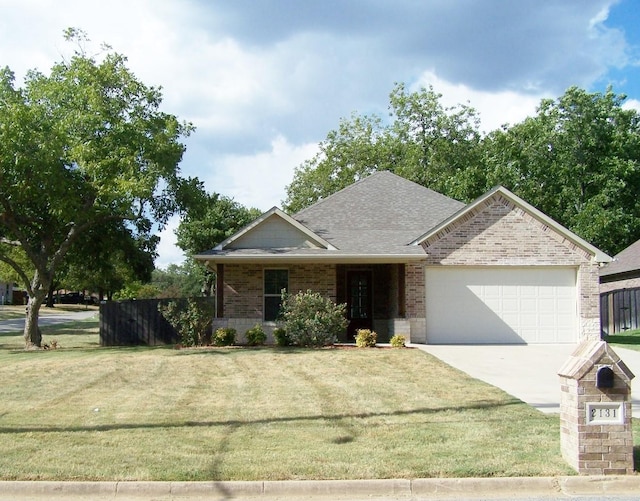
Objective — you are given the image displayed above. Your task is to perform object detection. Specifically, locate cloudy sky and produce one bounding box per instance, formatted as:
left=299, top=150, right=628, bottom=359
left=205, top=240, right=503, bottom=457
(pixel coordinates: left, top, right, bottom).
left=1, top=0, right=639, bottom=267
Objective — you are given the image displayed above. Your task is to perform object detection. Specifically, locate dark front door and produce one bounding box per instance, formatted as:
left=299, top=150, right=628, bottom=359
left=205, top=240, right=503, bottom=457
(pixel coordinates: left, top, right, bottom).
left=347, top=270, right=373, bottom=339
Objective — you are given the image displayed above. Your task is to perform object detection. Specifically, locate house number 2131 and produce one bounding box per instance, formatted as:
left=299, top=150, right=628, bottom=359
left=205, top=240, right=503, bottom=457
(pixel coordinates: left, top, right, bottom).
left=586, top=403, right=624, bottom=425
left=591, top=407, right=616, bottom=419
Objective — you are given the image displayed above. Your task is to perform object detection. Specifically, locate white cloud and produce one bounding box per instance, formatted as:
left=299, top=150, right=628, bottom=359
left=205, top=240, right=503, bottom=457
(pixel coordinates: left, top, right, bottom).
left=203, top=135, right=319, bottom=211
left=153, top=135, right=317, bottom=267
left=623, top=98, right=640, bottom=112
left=414, top=71, right=545, bottom=133
left=3, top=0, right=638, bottom=269
left=155, top=215, right=184, bottom=270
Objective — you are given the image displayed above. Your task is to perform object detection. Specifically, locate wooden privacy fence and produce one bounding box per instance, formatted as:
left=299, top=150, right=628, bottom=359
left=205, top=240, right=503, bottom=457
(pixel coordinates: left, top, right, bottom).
left=600, top=287, right=640, bottom=336
left=99, top=297, right=215, bottom=346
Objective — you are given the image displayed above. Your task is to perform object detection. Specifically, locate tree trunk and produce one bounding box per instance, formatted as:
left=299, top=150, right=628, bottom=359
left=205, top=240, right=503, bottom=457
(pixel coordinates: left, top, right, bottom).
left=24, top=295, right=44, bottom=349
left=45, top=282, right=56, bottom=308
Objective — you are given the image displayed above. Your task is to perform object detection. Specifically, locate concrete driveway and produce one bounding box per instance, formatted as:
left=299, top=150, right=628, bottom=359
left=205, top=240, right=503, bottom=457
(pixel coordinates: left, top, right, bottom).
left=414, top=343, right=640, bottom=417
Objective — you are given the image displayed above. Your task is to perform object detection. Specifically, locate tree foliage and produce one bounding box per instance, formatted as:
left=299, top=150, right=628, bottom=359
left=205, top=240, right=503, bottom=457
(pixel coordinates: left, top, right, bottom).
left=284, top=84, right=640, bottom=255
left=56, top=221, right=156, bottom=302
left=151, top=259, right=207, bottom=298
left=0, top=30, right=195, bottom=347
left=482, top=87, right=640, bottom=255
left=283, top=83, right=482, bottom=213
left=175, top=191, right=261, bottom=256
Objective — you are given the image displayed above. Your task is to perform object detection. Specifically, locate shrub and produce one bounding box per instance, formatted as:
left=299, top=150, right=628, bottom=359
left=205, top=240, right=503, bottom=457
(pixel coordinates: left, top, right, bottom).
left=213, top=327, right=236, bottom=346
left=158, top=299, right=213, bottom=347
left=245, top=324, right=267, bottom=346
left=280, top=290, right=348, bottom=348
left=390, top=334, right=406, bottom=348
left=273, top=327, right=292, bottom=347
left=355, top=329, right=377, bottom=348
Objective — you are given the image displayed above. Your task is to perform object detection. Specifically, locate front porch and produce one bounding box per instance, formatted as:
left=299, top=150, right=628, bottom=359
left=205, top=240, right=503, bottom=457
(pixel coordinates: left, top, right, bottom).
left=212, top=262, right=426, bottom=344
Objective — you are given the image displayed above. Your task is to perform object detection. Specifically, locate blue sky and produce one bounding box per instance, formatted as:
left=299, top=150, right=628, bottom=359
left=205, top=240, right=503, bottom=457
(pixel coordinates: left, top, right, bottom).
left=1, top=0, right=639, bottom=267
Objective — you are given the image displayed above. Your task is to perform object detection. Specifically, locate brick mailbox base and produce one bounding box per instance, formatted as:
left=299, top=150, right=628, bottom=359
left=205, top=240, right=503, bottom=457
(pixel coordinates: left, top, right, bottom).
left=558, top=340, right=635, bottom=475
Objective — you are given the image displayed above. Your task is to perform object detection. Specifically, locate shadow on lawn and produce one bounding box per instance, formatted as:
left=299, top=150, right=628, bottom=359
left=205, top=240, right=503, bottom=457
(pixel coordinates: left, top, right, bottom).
left=0, top=399, right=523, bottom=435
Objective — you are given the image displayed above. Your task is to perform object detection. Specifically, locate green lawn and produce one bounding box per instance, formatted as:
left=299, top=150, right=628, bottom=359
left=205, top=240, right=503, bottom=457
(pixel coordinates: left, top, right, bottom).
left=605, top=329, right=640, bottom=352
left=0, top=318, right=636, bottom=481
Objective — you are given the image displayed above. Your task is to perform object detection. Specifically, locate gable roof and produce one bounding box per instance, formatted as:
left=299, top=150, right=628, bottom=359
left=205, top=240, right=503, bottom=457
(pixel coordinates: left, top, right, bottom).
left=412, top=185, right=612, bottom=263
left=213, top=207, right=336, bottom=251
left=194, top=171, right=464, bottom=263
left=600, top=238, right=640, bottom=279
left=293, top=171, right=465, bottom=254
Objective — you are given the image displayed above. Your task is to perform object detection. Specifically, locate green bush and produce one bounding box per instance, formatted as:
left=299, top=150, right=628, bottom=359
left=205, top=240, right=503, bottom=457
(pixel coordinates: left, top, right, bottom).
left=280, top=290, right=348, bottom=347
left=390, top=334, right=406, bottom=348
left=213, top=327, right=236, bottom=346
left=158, top=299, right=213, bottom=347
left=245, top=324, right=267, bottom=346
left=273, top=327, right=292, bottom=347
left=355, top=329, right=377, bottom=348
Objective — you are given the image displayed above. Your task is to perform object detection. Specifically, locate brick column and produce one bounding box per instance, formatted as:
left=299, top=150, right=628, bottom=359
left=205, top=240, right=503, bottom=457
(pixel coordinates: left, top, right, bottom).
left=558, top=340, right=635, bottom=474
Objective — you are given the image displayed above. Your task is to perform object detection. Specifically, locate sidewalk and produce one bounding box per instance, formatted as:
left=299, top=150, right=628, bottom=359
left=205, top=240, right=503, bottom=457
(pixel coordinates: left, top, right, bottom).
left=1, top=476, right=640, bottom=500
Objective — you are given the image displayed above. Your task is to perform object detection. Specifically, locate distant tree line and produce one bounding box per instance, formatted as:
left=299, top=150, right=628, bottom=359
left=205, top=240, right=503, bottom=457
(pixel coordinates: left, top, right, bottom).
left=283, top=83, right=640, bottom=257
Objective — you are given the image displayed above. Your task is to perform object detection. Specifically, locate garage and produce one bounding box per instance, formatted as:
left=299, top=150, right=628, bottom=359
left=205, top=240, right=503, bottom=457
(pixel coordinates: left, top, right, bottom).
left=425, top=266, right=578, bottom=344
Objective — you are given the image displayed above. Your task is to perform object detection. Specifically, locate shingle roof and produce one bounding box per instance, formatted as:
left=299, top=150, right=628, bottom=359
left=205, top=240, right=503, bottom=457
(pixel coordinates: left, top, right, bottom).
left=600, top=238, right=640, bottom=277
left=293, top=171, right=465, bottom=254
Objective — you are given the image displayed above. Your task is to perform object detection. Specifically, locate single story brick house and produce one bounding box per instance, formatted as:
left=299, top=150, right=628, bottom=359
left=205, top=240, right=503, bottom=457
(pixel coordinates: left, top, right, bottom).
left=599, top=238, right=640, bottom=294
left=194, top=171, right=611, bottom=345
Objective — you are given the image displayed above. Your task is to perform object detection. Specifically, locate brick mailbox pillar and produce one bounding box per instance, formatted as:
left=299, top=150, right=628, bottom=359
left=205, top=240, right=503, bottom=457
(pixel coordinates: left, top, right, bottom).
left=558, top=340, right=635, bottom=475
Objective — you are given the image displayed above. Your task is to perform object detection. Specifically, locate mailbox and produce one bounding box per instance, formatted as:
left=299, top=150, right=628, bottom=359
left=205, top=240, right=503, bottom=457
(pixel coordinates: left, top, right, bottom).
left=596, top=366, right=615, bottom=389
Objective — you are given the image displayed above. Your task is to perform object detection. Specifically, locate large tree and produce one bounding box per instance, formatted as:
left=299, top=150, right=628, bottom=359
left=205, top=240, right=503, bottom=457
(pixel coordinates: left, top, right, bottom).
left=481, top=87, right=640, bottom=255
left=58, top=221, right=157, bottom=302
left=0, top=30, right=195, bottom=347
left=283, top=83, right=483, bottom=212
left=283, top=113, right=389, bottom=213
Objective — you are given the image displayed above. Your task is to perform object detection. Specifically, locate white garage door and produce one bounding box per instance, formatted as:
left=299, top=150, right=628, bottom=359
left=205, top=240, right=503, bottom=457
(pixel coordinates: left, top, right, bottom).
left=425, top=267, right=577, bottom=344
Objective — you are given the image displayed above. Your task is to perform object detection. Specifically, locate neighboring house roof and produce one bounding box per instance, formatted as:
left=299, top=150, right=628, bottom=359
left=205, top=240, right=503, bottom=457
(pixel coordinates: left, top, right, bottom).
left=600, top=238, right=640, bottom=281
left=413, top=185, right=612, bottom=264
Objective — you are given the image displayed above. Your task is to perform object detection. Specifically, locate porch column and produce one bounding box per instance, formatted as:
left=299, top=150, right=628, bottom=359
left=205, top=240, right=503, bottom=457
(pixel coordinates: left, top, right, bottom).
left=216, top=263, right=224, bottom=318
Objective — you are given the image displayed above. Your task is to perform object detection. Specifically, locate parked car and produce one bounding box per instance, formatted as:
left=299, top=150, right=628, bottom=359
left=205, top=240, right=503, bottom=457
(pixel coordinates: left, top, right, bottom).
left=56, top=292, right=85, bottom=304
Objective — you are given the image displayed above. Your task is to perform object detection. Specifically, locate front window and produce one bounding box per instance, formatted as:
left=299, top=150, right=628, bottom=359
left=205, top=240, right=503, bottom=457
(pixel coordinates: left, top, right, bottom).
left=264, top=269, right=288, bottom=321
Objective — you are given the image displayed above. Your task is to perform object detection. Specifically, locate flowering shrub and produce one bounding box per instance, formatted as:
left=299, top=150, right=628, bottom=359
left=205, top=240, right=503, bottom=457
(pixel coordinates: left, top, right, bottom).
left=245, top=324, right=267, bottom=346
left=273, top=327, right=292, bottom=347
left=213, top=327, right=236, bottom=346
left=355, top=329, right=377, bottom=348
left=280, top=290, right=347, bottom=347
left=159, top=299, right=212, bottom=347
left=390, top=334, right=406, bottom=348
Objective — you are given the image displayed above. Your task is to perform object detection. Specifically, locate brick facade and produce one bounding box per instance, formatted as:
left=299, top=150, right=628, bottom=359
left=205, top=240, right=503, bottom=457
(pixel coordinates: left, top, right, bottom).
left=421, top=195, right=602, bottom=341
left=222, top=263, right=337, bottom=319
left=212, top=193, right=604, bottom=344
left=600, top=276, right=640, bottom=294
left=216, top=263, right=338, bottom=343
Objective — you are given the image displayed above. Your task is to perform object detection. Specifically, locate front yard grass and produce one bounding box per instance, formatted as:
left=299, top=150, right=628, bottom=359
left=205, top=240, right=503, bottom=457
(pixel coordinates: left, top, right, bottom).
left=605, top=329, right=640, bottom=352
left=0, top=318, right=636, bottom=481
